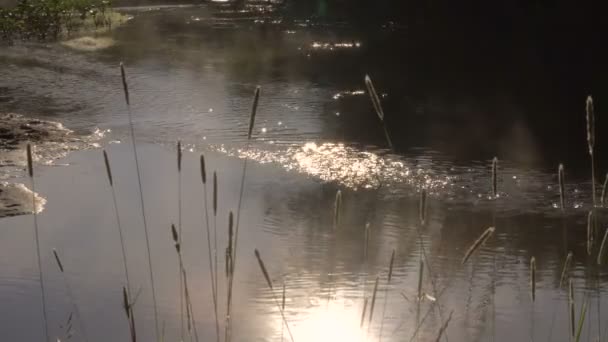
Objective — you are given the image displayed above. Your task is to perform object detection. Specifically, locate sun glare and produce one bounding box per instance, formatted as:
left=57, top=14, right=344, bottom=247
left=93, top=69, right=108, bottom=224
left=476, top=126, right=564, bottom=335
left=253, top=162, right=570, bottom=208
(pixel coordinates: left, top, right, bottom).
left=287, top=302, right=366, bottom=342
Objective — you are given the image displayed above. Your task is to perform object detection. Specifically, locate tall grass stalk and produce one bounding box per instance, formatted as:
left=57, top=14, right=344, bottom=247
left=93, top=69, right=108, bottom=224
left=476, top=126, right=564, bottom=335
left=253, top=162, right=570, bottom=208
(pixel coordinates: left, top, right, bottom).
left=182, top=270, right=199, bottom=342
left=569, top=280, right=576, bottom=339
left=103, top=150, right=133, bottom=294
left=171, top=223, right=186, bottom=341
left=226, top=212, right=234, bottom=278
left=226, top=86, right=261, bottom=342
left=333, top=190, right=342, bottom=229
left=368, top=276, right=380, bottom=325
left=26, top=144, right=50, bottom=342
left=378, top=249, right=396, bottom=341
left=213, top=172, right=219, bottom=295
left=122, top=286, right=137, bottom=342
left=281, top=282, right=286, bottom=342
left=559, top=164, right=566, bottom=210
left=586, top=96, right=596, bottom=206
left=491, top=157, right=498, bottom=197
left=530, top=256, right=536, bottom=302
left=199, top=155, right=219, bottom=341
left=176, top=142, right=184, bottom=341
left=363, top=223, right=371, bottom=260
left=559, top=252, right=573, bottom=289
left=253, top=249, right=295, bottom=342
left=461, top=227, right=495, bottom=265
left=598, top=229, right=608, bottom=265
left=575, top=298, right=588, bottom=342
left=434, top=310, right=454, bottom=342
left=120, top=62, right=159, bottom=340
left=360, top=297, right=369, bottom=328
left=364, top=75, right=393, bottom=150
left=52, top=249, right=89, bottom=342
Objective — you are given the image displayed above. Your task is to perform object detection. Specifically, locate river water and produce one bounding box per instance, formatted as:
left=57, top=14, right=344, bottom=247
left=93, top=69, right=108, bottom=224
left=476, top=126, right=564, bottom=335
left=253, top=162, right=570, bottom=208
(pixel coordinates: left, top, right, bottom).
left=1, top=3, right=607, bottom=342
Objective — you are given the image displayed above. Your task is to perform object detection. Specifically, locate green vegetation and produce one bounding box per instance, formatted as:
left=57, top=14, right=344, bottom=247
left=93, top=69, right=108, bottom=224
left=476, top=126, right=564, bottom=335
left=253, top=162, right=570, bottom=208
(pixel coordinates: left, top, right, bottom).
left=0, top=0, right=118, bottom=43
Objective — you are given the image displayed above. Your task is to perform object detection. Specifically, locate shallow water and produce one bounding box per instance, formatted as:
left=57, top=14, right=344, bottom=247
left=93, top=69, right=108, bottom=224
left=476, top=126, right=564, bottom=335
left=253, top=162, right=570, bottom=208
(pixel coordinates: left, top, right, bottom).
left=1, top=3, right=608, bottom=342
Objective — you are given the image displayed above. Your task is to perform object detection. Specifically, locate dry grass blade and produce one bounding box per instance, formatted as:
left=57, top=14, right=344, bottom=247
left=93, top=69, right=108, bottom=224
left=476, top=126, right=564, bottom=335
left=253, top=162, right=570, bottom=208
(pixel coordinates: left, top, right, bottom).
left=248, top=87, right=261, bottom=140
left=558, top=163, right=565, bottom=210
left=434, top=310, right=454, bottom=342
left=368, top=276, right=380, bottom=324
left=333, top=190, right=342, bottom=229
left=530, top=256, right=536, bottom=302
left=419, top=188, right=427, bottom=225
left=602, top=172, right=608, bottom=208
left=364, top=75, right=392, bottom=149
left=587, top=211, right=594, bottom=255
left=364, top=75, right=385, bottom=121
left=559, top=252, right=573, bottom=289
left=597, top=228, right=608, bottom=265
left=103, top=150, right=113, bottom=186
left=360, top=297, right=368, bottom=328
left=461, top=227, right=495, bottom=265
left=575, top=298, right=588, bottom=342
left=491, top=157, right=498, bottom=197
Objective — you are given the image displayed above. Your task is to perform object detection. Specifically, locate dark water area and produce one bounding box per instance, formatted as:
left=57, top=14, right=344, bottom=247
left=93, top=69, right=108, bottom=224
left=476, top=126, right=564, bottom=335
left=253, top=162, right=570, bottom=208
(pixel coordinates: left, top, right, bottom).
left=1, top=2, right=608, bottom=341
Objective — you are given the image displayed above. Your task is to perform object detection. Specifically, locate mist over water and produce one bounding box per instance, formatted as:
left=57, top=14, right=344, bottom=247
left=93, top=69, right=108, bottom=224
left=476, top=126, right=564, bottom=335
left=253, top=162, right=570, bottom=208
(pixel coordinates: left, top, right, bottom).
left=1, top=3, right=607, bottom=341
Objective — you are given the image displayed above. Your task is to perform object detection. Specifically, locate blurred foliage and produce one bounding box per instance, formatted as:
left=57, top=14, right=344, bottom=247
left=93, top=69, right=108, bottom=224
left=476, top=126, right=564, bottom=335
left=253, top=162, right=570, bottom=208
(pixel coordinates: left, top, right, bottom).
left=0, top=0, right=113, bottom=42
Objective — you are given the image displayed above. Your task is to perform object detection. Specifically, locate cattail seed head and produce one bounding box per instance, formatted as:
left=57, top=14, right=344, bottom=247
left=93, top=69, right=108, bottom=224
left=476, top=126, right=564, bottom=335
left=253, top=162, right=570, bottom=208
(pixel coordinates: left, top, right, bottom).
left=530, top=256, right=536, bottom=302
left=200, top=154, right=207, bottom=184
left=254, top=249, right=273, bottom=290
left=120, top=63, right=130, bottom=106
left=122, top=287, right=130, bottom=318
left=177, top=141, right=182, bottom=172
left=491, top=157, right=498, bottom=197
left=213, top=172, right=218, bottom=216
left=52, top=249, right=64, bottom=273
left=587, top=211, right=594, bottom=255
left=248, top=87, right=261, bottom=140
left=388, top=249, right=395, bottom=282
left=26, top=143, right=33, bottom=178
left=462, top=227, right=496, bottom=265
left=103, top=150, right=113, bottom=186
left=558, top=163, right=565, bottom=210
left=586, top=95, right=595, bottom=155
left=601, top=172, right=608, bottom=208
